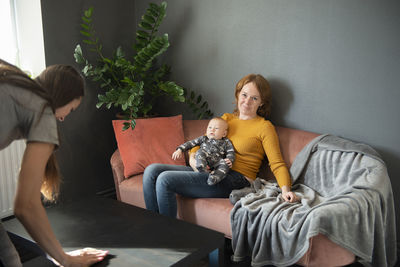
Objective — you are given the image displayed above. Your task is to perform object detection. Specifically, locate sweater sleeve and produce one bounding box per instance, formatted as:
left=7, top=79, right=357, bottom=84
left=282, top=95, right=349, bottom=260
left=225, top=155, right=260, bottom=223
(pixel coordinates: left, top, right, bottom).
left=261, top=122, right=292, bottom=188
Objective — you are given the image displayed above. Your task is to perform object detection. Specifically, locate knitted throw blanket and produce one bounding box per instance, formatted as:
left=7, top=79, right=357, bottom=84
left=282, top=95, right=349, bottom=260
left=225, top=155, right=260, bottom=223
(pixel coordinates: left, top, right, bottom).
left=230, top=134, right=397, bottom=267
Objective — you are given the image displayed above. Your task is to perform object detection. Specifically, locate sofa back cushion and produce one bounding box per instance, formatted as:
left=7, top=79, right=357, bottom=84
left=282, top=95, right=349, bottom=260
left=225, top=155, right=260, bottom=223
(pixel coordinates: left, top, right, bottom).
left=113, top=115, right=186, bottom=178
left=275, top=126, right=320, bottom=168
left=182, top=120, right=210, bottom=141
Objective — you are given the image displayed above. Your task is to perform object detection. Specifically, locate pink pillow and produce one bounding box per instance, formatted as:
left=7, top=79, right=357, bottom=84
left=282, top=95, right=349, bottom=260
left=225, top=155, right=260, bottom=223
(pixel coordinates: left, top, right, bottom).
left=112, top=115, right=186, bottom=178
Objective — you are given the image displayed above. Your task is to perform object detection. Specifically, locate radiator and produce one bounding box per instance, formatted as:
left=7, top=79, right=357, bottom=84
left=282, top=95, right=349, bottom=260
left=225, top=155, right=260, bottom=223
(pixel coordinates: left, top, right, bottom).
left=0, top=140, right=26, bottom=219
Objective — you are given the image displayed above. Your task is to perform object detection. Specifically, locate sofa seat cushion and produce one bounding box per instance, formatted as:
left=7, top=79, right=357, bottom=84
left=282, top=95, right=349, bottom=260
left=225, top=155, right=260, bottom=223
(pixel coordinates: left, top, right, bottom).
left=177, top=196, right=233, bottom=238
left=119, top=174, right=146, bottom=209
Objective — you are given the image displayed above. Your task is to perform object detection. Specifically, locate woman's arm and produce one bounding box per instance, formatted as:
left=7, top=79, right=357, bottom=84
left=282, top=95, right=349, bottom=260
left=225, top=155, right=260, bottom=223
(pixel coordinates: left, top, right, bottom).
left=14, top=142, right=106, bottom=267
left=262, top=123, right=299, bottom=203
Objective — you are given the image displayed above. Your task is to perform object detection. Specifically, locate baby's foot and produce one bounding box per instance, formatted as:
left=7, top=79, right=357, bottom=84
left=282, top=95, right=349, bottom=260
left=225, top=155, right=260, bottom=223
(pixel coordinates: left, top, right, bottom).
left=207, top=174, right=217, bottom=186
left=197, top=166, right=205, bottom=172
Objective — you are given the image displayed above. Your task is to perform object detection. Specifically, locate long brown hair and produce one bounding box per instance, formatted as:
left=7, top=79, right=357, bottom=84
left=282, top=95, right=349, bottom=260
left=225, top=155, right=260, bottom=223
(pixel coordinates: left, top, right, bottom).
left=233, top=74, right=272, bottom=119
left=0, top=59, right=85, bottom=201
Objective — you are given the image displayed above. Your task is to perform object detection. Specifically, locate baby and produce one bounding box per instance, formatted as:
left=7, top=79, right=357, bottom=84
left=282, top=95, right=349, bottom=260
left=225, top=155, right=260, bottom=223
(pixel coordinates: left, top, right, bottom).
left=172, top=117, right=235, bottom=185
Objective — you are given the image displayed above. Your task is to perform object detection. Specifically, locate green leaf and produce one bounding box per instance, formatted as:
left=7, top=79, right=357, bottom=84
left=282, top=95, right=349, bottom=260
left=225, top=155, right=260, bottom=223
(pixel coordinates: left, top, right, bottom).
left=115, top=46, right=124, bottom=58
left=81, top=16, right=92, bottom=24
left=133, top=35, right=169, bottom=73
left=122, top=102, right=128, bottom=110
left=102, top=57, right=112, bottom=64
left=122, top=122, right=130, bottom=131
left=80, top=23, right=89, bottom=30
left=84, top=7, right=93, bottom=18
left=139, top=22, right=153, bottom=30
left=160, top=2, right=167, bottom=10
left=96, top=102, right=104, bottom=109
left=147, top=8, right=158, bottom=17
left=130, top=119, right=136, bottom=129
left=149, top=3, right=160, bottom=14
left=80, top=30, right=91, bottom=37
left=142, top=14, right=156, bottom=24
left=83, top=39, right=95, bottom=45
left=136, top=30, right=149, bottom=39
left=159, top=81, right=185, bottom=102
left=73, top=45, right=85, bottom=64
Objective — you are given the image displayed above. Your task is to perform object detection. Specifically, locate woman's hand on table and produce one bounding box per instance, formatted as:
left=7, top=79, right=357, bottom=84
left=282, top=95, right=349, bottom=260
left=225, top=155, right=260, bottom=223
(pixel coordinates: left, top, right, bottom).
left=55, top=248, right=108, bottom=267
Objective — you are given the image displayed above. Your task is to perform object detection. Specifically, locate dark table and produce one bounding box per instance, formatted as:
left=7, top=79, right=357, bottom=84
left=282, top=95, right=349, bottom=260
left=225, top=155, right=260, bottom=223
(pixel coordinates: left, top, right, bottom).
left=3, top=196, right=225, bottom=266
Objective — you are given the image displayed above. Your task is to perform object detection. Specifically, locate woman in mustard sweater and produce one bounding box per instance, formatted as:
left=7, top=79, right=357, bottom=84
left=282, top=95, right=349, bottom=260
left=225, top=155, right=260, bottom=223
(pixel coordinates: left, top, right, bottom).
left=143, top=74, right=298, bottom=217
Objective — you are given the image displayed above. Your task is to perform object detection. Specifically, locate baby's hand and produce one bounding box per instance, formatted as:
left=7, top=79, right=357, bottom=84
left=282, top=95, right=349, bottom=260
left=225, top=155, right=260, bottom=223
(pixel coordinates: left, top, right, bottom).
left=172, top=149, right=183, bottom=160
left=224, top=158, right=233, bottom=168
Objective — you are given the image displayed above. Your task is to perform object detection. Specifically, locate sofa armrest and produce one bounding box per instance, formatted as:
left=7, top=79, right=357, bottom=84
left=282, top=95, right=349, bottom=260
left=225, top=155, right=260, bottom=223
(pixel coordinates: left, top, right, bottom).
left=110, top=149, right=125, bottom=201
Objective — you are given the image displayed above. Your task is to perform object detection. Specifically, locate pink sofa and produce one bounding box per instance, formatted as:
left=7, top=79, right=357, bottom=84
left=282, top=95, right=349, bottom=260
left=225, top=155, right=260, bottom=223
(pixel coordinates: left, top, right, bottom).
left=111, top=119, right=356, bottom=266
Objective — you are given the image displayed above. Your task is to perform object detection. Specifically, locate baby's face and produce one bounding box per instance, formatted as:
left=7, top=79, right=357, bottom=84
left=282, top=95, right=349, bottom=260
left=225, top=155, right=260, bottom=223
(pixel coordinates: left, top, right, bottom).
left=206, top=119, right=228, bottom=140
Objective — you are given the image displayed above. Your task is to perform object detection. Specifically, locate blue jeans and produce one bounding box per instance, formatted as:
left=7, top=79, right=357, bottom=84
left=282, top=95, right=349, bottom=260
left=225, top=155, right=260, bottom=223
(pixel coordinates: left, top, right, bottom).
left=143, top=163, right=250, bottom=217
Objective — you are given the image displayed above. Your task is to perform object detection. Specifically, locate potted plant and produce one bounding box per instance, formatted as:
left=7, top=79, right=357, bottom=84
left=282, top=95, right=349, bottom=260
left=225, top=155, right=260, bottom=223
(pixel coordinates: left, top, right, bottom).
left=74, top=1, right=212, bottom=130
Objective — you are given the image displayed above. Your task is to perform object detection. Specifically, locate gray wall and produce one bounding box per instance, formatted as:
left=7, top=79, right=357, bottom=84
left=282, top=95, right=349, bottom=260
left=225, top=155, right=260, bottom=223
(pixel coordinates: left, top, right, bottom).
left=135, top=0, right=400, bottom=253
left=40, top=0, right=136, bottom=200
left=41, top=0, right=399, bottom=256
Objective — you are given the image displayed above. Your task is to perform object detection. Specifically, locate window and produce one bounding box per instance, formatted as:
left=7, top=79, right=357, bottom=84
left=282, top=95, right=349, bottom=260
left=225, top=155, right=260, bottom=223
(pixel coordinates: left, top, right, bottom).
left=0, top=0, right=44, bottom=219
left=0, top=0, right=19, bottom=64
left=0, top=0, right=45, bottom=75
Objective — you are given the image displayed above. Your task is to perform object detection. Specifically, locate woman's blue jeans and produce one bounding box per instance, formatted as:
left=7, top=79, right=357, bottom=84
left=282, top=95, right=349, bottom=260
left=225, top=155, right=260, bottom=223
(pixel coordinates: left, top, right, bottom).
left=143, top=163, right=250, bottom=217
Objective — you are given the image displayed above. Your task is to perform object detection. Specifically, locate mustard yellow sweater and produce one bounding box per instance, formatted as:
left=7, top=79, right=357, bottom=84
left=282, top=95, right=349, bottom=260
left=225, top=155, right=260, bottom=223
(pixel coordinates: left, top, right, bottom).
left=221, top=113, right=291, bottom=188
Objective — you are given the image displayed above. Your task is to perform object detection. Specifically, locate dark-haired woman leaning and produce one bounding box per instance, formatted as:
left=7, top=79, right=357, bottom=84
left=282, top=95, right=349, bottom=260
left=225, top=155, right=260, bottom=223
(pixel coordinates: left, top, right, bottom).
left=0, top=59, right=107, bottom=267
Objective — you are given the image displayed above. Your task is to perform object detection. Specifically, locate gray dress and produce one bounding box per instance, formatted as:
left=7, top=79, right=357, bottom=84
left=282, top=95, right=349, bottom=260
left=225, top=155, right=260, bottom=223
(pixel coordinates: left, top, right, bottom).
left=0, top=84, right=59, bottom=267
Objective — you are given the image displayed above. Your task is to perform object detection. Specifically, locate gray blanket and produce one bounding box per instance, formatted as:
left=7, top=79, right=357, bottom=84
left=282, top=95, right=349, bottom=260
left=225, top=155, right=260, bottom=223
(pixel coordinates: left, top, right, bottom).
left=230, top=134, right=397, bottom=267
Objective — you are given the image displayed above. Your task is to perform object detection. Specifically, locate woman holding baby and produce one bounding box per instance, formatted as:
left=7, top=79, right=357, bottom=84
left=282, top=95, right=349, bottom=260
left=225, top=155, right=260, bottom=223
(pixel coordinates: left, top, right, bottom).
left=143, top=73, right=298, bottom=218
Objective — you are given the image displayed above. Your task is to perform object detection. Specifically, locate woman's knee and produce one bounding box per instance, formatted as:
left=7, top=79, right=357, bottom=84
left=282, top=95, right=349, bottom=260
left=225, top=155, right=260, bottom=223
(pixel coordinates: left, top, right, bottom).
left=155, top=172, right=172, bottom=189
left=143, top=163, right=163, bottom=181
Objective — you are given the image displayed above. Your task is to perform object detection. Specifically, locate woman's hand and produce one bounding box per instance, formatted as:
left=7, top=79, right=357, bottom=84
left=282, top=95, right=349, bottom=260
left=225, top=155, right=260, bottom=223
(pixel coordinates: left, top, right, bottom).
left=281, top=186, right=300, bottom=203
left=58, top=248, right=108, bottom=267
left=172, top=149, right=183, bottom=160
left=189, top=153, right=210, bottom=172
left=189, top=153, right=198, bottom=171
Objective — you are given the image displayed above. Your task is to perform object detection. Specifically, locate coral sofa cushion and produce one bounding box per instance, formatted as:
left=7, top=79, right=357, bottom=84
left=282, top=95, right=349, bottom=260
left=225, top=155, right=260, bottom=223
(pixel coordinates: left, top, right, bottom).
left=112, top=115, right=186, bottom=178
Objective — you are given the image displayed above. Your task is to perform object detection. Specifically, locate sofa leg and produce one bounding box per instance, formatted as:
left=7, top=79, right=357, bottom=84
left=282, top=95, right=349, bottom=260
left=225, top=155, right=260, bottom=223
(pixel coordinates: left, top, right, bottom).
left=209, top=237, right=231, bottom=267
left=209, top=247, right=225, bottom=267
